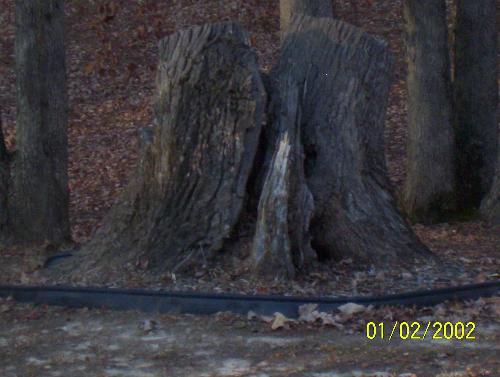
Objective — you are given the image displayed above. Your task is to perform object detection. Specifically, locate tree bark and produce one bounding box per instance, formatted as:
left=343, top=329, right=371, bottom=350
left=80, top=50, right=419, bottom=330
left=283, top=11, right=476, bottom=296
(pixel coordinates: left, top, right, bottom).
left=0, top=114, right=9, bottom=236
left=453, top=0, right=498, bottom=209
left=481, top=167, right=500, bottom=226
left=11, top=0, right=70, bottom=245
left=481, top=136, right=500, bottom=226
left=255, top=15, right=431, bottom=270
left=251, top=78, right=315, bottom=278
left=280, top=0, right=334, bottom=34
left=74, top=22, right=266, bottom=274
left=402, top=0, right=456, bottom=224
left=56, top=18, right=434, bottom=280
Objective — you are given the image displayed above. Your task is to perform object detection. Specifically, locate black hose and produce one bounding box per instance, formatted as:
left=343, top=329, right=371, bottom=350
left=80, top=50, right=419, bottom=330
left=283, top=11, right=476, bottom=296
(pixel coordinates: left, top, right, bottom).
left=0, top=281, right=498, bottom=318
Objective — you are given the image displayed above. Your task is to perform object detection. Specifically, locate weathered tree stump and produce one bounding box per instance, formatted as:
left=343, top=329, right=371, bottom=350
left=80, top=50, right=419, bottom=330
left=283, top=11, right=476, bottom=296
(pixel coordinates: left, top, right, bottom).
left=251, top=16, right=431, bottom=274
left=74, top=22, right=266, bottom=273
left=61, top=17, right=433, bottom=280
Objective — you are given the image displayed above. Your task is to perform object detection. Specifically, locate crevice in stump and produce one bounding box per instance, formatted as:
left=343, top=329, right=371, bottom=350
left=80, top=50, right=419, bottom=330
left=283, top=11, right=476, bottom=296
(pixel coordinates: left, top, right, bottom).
left=250, top=75, right=316, bottom=278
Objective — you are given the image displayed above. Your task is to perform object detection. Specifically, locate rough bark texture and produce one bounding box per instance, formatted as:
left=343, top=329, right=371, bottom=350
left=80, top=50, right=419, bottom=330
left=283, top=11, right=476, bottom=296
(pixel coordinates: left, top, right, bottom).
left=10, top=0, right=69, bottom=244
left=258, top=15, right=430, bottom=268
left=280, top=0, right=334, bottom=34
left=0, top=115, right=8, bottom=235
left=56, top=18, right=434, bottom=280
left=251, top=78, right=315, bottom=278
left=481, top=137, right=500, bottom=226
left=402, top=0, right=456, bottom=223
left=454, top=0, right=498, bottom=209
left=77, top=23, right=266, bottom=273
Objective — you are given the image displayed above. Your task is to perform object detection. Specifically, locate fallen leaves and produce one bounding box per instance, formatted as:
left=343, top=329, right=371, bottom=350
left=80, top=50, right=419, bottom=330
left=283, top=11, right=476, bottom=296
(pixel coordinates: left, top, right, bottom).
left=270, top=312, right=288, bottom=330
left=338, top=302, right=366, bottom=316
left=139, top=319, right=156, bottom=333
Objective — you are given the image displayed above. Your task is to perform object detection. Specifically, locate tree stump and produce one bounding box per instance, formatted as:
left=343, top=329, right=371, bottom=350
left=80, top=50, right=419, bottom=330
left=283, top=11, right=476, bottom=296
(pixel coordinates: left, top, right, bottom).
left=74, top=22, right=266, bottom=273
left=60, top=18, right=433, bottom=280
left=251, top=16, right=431, bottom=273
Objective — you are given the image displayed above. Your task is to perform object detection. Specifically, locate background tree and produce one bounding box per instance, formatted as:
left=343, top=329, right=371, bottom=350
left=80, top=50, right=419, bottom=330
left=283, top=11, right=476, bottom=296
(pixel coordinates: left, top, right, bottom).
left=0, top=112, right=8, bottom=238
left=280, top=0, right=334, bottom=33
left=1, top=0, right=70, bottom=246
left=402, top=0, right=456, bottom=223
left=453, top=0, right=498, bottom=210
left=481, top=147, right=500, bottom=226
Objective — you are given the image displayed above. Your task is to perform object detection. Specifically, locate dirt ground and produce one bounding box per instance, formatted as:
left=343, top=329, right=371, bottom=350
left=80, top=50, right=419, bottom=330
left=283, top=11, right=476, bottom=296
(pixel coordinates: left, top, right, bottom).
left=1, top=300, right=499, bottom=377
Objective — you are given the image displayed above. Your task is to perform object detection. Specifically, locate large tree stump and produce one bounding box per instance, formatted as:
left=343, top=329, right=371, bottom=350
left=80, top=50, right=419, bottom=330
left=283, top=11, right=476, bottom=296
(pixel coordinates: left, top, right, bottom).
left=73, top=23, right=266, bottom=273
left=252, top=16, right=431, bottom=272
left=58, top=18, right=433, bottom=281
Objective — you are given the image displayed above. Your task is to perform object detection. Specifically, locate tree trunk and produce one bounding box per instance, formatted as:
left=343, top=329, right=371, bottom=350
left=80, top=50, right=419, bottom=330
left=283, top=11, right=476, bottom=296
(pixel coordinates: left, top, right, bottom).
left=272, top=15, right=431, bottom=267
left=453, top=0, right=498, bottom=209
left=481, top=166, right=500, bottom=226
left=10, top=0, right=70, bottom=245
left=0, top=114, right=9, bottom=236
left=72, top=22, right=266, bottom=274
left=280, top=0, right=334, bottom=34
left=481, top=136, right=500, bottom=226
left=402, top=0, right=456, bottom=224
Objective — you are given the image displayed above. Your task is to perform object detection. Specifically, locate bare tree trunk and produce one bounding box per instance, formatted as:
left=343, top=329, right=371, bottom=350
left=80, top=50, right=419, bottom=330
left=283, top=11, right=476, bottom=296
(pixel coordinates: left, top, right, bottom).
left=70, top=23, right=266, bottom=276
left=402, top=0, right=456, bottom=223
left=280, top=0, right=334, bottom=33
left=0, top=114, right=9, bottom=237
left=9, top=0, right=70, bottom=246
left=481, top=156, right=500, bottom=226
left=454, top=0, right=498, bottom=209
left=481, top=131, right=500, bottom=226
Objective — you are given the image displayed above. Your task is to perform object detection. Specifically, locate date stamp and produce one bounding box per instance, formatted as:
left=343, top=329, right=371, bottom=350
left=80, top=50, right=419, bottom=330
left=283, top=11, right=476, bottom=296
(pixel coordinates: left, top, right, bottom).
left=366, top=321, right=476, bottom=341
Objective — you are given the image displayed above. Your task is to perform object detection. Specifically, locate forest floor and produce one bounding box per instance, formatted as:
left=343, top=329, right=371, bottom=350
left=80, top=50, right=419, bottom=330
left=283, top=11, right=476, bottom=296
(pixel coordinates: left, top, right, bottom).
left=0, top=1, right=499, bottom=375
left=0, top=297, right=499, bottom=377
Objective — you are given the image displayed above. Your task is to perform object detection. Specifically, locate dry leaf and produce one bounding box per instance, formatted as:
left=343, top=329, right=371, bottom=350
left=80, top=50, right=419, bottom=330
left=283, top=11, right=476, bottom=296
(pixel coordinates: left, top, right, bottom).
left=271, top=312, right=288, bottom=330
left=338, top=303, right=366, bottom=316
